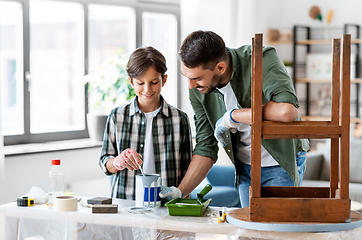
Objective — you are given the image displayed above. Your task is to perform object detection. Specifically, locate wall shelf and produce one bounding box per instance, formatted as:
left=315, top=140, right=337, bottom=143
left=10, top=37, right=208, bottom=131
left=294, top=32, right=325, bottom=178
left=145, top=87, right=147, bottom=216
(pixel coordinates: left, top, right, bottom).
left=296, top=78, right=362, bottom=84
left=296, top=39, right=362, bottom=45
left=292, top=24, right=361, bottom=122
left=268, top=40, right=293, bottom=45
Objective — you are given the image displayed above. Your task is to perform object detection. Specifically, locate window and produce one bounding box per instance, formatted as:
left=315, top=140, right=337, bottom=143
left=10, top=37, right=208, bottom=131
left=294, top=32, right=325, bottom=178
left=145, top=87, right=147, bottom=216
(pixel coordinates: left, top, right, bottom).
left=88, top=4, right=135, bottom=73
left=87, top=4, right=136, bottom=114
left=0, top=1, right=23, bottom=136
left=142, top=11, right=178, bottom=106
left=29, top=1, right=84, bottom=133
left=0, top=0, right=180, bottom=145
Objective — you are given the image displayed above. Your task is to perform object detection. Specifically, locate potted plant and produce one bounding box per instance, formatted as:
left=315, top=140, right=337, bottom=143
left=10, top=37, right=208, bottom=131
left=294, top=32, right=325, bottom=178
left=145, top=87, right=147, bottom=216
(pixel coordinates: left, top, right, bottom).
left=84, top=47, right=135, bottom=142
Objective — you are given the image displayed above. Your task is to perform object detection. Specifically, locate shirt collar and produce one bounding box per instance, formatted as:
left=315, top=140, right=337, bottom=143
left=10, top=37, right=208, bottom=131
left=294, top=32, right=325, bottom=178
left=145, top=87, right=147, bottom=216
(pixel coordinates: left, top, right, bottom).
left=129, top=95, right=169, bottom=117
left=227, top=47, right=238, bottom=81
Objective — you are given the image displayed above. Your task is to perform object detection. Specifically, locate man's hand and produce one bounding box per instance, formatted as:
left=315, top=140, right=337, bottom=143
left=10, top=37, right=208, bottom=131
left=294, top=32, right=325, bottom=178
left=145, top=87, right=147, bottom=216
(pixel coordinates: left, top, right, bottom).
left=214, top=108, right=242, bottom=147
left=159, top=186, right=182, bottom=201
left=112, top=148, right=142, bottom=171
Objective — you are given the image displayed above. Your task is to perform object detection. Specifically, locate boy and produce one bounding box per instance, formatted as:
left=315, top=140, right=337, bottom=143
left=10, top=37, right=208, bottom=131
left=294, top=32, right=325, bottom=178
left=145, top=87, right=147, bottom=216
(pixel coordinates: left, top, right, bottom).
left=99, top=46, right=192, bottom=200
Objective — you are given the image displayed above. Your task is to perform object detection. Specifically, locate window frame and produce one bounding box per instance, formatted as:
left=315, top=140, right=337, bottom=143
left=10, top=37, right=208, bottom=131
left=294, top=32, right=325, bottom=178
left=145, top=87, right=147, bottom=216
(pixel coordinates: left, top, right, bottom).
left=2, top=0, right=180, bottom=145
left=138, top=2, right=181, bottom=107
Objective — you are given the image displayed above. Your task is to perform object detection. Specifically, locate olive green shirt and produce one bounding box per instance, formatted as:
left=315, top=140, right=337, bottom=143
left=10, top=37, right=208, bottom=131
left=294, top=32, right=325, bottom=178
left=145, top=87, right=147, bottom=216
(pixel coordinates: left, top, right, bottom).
left=189, top=45, right=310, bottom=186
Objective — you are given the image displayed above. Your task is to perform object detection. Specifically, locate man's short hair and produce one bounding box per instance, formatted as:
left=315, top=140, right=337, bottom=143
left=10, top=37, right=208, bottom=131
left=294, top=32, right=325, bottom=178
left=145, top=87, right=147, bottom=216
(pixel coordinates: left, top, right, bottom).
left=179, top=30, right=228, bottom=70
left=127, top=46, right=167, bottom=80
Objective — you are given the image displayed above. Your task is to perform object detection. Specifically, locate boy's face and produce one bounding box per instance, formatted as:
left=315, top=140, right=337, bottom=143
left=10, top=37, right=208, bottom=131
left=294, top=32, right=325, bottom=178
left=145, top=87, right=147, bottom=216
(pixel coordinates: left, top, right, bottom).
left=130, top=66, right=167, bottom=112
left=181, top=62, right=223, bottom=95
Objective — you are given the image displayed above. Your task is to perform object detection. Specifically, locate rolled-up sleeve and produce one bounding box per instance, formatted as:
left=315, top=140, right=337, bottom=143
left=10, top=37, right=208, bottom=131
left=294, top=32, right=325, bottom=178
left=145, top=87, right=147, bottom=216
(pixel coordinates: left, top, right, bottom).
left=99, top=109, right=118, bottom=175
left=262, top=48, right=300, bottom=108
left=189, top=89, right=219, bottom=162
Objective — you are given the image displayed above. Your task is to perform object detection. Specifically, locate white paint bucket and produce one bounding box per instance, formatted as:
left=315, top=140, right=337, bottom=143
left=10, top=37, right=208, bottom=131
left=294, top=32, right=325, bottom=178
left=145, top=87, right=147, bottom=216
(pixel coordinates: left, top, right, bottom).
left=135, top=174, right=161, bottom=208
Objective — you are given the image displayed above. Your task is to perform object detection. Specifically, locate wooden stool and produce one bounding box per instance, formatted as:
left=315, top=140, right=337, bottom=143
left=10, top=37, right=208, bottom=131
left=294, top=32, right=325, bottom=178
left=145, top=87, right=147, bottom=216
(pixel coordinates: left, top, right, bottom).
left=231, top=33, right=351, bottom=223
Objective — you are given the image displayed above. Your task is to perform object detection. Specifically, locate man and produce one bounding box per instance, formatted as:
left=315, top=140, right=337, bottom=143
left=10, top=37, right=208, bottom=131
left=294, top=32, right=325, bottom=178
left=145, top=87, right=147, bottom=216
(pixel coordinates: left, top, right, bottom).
left=171, top=30, right=309, bottom=207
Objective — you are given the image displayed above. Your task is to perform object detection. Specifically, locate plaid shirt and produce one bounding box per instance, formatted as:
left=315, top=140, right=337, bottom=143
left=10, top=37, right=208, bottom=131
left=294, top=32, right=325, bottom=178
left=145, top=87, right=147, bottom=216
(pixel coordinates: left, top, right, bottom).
left=99, top=96, right=193, bottom=199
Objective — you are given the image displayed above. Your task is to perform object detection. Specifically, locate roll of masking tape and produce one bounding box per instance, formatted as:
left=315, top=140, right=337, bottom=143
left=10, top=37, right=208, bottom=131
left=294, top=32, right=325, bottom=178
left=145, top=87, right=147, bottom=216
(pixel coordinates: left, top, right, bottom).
left=53, top=196, right=78, bottom=212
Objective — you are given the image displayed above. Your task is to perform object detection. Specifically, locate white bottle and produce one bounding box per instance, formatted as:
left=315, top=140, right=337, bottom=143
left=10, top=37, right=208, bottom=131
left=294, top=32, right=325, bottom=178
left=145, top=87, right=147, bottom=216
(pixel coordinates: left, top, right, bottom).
left=48, top=159, right=64, bottom=204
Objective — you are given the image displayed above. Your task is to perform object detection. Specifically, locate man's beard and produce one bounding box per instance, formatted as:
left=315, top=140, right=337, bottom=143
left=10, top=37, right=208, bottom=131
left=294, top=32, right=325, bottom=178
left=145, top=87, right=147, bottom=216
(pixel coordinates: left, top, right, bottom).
left=202, top=73, right=223, bottom=95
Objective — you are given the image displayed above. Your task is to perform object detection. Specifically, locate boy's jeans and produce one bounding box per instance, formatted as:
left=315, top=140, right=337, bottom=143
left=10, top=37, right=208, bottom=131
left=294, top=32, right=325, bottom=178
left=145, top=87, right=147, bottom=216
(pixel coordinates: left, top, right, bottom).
left=237, top=151, right=307, bottom=208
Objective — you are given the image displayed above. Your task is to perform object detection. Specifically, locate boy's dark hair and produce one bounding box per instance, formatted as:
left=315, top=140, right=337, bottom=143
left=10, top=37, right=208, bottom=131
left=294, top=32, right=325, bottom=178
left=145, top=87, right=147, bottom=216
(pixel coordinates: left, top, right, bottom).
left=127, top=46, right=167, bottom=80
left=179, top=30, right=228, bottom=70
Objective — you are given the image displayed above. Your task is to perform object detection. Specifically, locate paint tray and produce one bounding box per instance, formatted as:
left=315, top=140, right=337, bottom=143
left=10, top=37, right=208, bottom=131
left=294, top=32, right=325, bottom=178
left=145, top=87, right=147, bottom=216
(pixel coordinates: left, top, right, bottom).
left=165, top=184, right=212, bottom=216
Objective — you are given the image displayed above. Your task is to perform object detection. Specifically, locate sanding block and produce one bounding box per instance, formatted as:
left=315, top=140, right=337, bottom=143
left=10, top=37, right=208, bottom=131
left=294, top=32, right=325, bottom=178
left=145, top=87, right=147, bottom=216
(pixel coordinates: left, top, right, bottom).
left=87, top=197, right=112, bottom=205
left=92, top=204, right=118, bottom=214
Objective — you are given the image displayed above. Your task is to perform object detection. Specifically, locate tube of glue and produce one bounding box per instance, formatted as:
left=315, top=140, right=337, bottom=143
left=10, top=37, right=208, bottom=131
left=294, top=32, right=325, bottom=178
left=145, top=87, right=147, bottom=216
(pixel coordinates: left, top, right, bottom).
left=217, top=207, right=227, bottom=223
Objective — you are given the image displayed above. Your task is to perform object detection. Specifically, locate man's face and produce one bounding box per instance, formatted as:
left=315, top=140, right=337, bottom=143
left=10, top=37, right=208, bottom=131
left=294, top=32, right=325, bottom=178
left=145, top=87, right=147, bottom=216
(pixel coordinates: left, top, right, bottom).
left=181, top=62, right=222, bottom=95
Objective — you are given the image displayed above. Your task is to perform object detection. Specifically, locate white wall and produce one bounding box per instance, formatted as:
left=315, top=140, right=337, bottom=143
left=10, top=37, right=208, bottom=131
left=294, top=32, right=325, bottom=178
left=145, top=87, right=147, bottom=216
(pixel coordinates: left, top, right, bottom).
left=1, top=147, right=111, bottom=205
left=180, top=0, right=255, bottom=166
left=180, top=0, right=362, bottom=74
left=253, top=0, right=362, bottom=61
left=180, top=0, right=257, bottom=49
left=254, top=0, right=362, bottom=31
left=0, top=78, right=4, bottom=204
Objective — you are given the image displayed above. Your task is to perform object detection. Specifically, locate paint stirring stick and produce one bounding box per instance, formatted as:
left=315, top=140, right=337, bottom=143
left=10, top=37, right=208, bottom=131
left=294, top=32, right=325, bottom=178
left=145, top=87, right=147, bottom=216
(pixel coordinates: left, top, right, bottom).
left=136, top=154, right=145, bottom=177
left=137, top=162, right=145, bottom=177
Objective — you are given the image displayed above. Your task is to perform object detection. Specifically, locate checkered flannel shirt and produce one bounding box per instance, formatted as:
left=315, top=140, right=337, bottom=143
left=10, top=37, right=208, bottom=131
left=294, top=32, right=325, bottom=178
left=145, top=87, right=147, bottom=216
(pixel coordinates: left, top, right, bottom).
left=99, top=96, right=193, bottom=199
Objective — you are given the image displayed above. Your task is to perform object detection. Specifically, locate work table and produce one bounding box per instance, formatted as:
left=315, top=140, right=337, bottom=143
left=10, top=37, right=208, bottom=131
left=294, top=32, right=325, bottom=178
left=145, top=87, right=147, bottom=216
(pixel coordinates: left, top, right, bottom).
left=1, top=197, right=362, bottom=239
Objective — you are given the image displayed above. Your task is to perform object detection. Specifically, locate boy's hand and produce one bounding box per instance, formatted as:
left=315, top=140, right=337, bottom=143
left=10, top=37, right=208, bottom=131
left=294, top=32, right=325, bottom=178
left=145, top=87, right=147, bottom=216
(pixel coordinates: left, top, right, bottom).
left=113, top=148, right=142, bottom=171
left=159, top=186, right=182, bottom=201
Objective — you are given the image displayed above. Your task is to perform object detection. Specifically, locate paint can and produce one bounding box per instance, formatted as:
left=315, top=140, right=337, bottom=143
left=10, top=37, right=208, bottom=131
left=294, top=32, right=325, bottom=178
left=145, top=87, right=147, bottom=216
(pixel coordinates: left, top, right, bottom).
left=135, top=174, right=161, bottom=208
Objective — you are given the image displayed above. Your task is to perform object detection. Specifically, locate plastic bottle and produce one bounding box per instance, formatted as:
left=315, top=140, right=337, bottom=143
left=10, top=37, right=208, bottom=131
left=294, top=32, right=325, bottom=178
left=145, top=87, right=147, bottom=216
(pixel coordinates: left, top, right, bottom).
left=48, top=159, right=64, bottom=204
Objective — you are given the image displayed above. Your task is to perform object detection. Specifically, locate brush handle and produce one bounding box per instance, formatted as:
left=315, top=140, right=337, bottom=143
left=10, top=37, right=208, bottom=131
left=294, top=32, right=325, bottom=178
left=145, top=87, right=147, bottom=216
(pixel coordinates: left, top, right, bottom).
left=136, top=161, right=145, bottom=177
left=198, top=184, right=212, bottom=199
